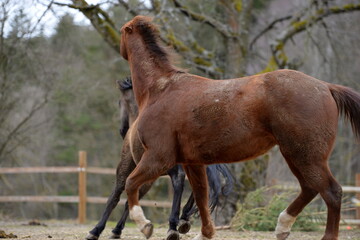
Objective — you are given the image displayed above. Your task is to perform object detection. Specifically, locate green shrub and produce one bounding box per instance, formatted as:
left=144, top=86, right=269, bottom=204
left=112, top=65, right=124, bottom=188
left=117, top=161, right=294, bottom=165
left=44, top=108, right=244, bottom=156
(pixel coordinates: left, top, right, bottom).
left=230, top=187, right=323, bottom=232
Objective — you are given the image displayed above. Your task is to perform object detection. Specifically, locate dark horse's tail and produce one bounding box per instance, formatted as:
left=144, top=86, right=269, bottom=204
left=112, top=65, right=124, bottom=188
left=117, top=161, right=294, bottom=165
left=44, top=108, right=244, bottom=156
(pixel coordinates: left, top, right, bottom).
left=329, top=84, right=360, bottom=140
left=188, top=164, right=234, bottom=215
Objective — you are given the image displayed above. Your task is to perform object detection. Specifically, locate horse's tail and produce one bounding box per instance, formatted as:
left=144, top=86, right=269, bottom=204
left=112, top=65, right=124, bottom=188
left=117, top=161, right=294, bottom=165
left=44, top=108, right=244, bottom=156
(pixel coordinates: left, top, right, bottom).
left=215, top=164, right=234, bottom=196
left=329, top=83, right=360, bottom=140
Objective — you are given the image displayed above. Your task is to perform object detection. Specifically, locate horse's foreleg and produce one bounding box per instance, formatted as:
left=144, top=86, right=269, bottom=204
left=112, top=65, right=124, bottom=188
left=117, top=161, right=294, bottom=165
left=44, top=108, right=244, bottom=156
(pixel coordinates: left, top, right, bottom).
left=166, top=165, right=186, bottom=240
left=183, top=165, right=215, bottom=240
left=110, top=182, right=153, bottom=239
left=126, top=151, right=173, bottom=239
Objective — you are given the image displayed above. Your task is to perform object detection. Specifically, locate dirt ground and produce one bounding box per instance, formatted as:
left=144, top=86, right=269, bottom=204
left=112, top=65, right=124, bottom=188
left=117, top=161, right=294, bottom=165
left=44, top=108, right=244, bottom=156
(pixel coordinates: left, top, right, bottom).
left=1, top=220, right=360, bottom=240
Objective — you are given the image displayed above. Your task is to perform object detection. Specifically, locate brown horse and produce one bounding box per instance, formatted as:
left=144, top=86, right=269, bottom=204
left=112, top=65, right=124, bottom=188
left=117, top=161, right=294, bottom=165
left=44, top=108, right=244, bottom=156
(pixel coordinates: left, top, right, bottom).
left=86, top=77, right=233, bottom=240
left=119, top=16, right=360, bottom=240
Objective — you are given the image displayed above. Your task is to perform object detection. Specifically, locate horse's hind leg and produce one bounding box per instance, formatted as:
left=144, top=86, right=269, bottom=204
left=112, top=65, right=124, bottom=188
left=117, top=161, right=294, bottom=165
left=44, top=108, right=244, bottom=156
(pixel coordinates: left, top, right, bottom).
left=320, top=177, right=342, bottom=240
left=277, top=150, right=342, bottom=240
left=274, top=160, right=319, bottom=240
left=109, top=202, right=129, bottom=239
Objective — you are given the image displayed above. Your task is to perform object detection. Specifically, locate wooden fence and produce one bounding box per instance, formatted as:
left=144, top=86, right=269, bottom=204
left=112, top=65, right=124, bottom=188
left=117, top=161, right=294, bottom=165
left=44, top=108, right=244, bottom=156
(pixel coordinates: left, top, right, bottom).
left=0, top=151, right=172, bottom=224
left=1, top=151, right=360, bottom=225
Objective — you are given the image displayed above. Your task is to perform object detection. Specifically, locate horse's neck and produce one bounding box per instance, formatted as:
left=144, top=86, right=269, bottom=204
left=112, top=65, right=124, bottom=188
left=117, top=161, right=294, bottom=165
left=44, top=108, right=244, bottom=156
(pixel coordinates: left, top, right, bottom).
left=127, top=38, right=174, bottom=107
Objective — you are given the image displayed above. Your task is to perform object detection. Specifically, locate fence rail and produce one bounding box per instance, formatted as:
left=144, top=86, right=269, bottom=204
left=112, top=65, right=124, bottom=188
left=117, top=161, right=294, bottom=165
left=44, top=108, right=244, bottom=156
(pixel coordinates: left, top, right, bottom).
left=0, top=151, right=172, bottom=224
left=1, top=151, right=360, bottom=225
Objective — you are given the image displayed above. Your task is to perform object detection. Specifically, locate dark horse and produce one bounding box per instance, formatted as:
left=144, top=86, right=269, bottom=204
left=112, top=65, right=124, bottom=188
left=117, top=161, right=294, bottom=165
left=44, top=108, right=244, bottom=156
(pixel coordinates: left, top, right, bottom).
left=86, top=77, right=233, bottom=240
left=119, top=16, right=360, bottom=240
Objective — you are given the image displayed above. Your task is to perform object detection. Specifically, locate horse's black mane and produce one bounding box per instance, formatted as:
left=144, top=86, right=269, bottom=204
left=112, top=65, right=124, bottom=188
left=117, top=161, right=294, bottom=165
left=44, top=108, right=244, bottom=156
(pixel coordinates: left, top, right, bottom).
left=118, top=77, right=133, bottom=91
left=134, top=17, right=171, bottom=66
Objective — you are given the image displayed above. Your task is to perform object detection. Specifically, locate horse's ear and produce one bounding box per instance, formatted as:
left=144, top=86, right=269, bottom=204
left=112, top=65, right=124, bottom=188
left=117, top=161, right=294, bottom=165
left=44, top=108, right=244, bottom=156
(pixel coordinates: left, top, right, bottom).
left=125, top=26, right=133, bottom=34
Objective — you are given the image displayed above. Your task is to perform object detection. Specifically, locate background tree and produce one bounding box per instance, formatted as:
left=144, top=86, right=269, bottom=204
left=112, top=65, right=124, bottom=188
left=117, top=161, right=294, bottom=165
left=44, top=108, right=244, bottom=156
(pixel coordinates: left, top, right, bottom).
left=55, top=0, right=360, bottom=224
left=1, top=0, right=360, bottom=224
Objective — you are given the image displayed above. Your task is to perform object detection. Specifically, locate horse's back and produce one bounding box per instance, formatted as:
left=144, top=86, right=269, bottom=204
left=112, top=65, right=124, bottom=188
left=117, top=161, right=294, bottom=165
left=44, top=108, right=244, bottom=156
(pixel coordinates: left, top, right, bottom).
left=261, top=70, right=338, bottom=136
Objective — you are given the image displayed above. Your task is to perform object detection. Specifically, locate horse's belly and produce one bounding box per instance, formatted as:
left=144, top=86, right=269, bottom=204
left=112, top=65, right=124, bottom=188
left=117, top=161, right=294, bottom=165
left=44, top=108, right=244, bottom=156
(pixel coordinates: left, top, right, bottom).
left=178, top=128, right=276, bottom=164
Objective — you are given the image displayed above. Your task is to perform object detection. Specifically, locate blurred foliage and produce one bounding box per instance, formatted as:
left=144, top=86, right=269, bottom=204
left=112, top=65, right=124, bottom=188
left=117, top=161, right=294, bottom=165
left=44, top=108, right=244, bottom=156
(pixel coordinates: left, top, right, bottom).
left=231, top=187, right=323, bottom=232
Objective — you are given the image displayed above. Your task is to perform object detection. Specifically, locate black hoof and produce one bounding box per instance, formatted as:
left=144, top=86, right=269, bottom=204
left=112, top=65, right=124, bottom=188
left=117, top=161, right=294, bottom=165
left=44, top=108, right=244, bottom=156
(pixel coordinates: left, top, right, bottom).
left=166, top=230, right=180, bottom=240
left=178, top=220, right=191, bottom=234
left=141, top=223, right=153, bottom=239
left=276, top=232, right=290, bottom=240
left=85, top=233, right=99, bottom=240
left=109, top=233, right=121, bottom=239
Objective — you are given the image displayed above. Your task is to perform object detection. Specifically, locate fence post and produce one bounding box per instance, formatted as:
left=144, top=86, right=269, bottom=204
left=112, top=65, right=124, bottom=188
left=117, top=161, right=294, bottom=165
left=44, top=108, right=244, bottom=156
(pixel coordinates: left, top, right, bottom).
left=356, top=173, right=360, bottom=221
left=78, top=151, right=87, bottom=224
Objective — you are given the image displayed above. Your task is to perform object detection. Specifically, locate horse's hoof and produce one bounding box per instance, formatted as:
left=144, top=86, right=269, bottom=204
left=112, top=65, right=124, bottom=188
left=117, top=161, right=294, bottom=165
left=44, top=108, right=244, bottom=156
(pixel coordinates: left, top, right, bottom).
left=166, top=230, right=180, bottom=240
left=141, top=223, right=153, bottom=239
left=192, top=233, right=211, bottom=240
left=85, top=233, right=99, bottom=240
left=109, top=233, right=121, bottom=239
left=178, top=219, right=191, bottom=234
left=276, top=232, right=290, bottom=240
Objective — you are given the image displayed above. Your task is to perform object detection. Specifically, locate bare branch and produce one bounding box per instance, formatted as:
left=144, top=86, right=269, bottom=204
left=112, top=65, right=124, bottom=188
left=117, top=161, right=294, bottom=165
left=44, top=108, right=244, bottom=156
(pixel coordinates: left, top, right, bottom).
left=269, top=3, right=360, bottom=69
left=0, top=97, right=48, bottom=157
left=28, top=0, right=55, bottom=37
left=249, top=15, right=292, bottom=50
left=55, top=0, right=120, bottom=53
left=172, top=0, right=236, bottom=38
left=117, top=0, right=139, bottom=16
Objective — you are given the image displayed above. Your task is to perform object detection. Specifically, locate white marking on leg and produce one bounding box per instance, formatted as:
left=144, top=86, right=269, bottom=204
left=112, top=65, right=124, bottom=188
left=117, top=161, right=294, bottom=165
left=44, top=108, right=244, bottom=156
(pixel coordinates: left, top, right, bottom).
left=129, top=205, right=150, bottom=230
left=275, top=210, right=296, bottom=235
left=192, top=233, right=211, bottom=240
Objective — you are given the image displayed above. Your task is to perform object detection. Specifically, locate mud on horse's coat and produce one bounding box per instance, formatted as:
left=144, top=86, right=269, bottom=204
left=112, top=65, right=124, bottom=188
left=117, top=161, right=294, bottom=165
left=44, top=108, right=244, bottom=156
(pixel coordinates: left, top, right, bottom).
left=120, top=15, right=360, bottom=240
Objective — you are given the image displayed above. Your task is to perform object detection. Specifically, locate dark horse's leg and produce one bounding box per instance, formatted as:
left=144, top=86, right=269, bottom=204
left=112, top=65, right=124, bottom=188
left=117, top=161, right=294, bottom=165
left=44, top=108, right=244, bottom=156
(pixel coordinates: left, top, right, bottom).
left=178, top=193, right=194, bottom=234
left=109, top=201, right=129, bottom=239
left=86, top=142, right=135, bottom=240
left=166, top=165, right=186, bottom=240
left=183, top=165, right=215, bottom=240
